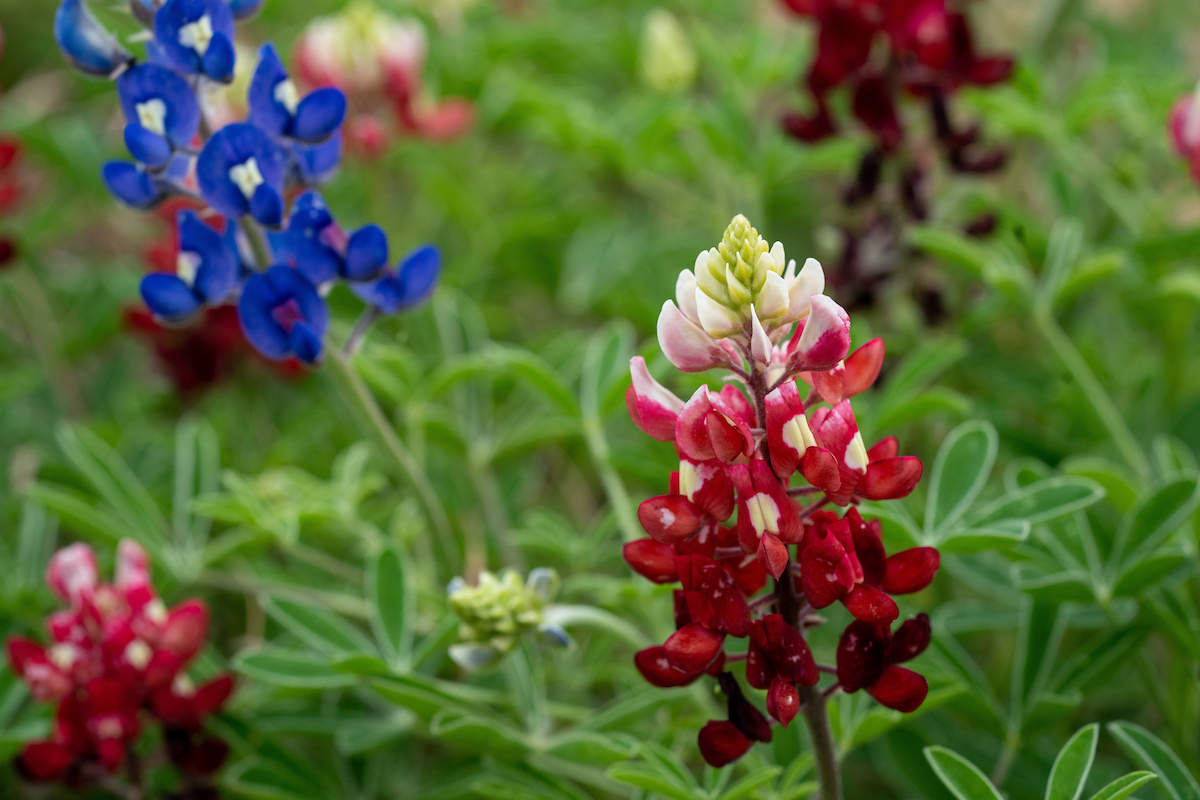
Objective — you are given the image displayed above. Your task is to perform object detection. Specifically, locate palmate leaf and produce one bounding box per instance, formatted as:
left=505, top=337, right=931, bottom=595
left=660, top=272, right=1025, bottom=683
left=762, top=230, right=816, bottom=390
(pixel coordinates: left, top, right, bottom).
left=1111, top=477, right=1200, bottom=567
left=925, top=420, right=999, bottom=536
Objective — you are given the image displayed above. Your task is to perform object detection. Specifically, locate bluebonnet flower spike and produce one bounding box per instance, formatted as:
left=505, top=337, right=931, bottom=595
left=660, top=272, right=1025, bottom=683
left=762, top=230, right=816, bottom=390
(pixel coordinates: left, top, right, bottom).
left=140, top=211, right=239, bottom=321
left=355, top=245, right=441, bottom=315
left=239, top=266, right=329, bottom=363
left=118, top=64, right=201, bottom=167
left=249, top=44, right=346, bottom=143
left=55, top=0, right=134, bottom=78
left=197, top=123, right=287, bottom=227
left=154, top=0, right=236, bottom=83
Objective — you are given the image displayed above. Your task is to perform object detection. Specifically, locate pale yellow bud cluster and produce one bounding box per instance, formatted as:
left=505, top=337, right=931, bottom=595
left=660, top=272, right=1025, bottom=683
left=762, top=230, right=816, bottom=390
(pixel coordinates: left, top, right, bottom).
left=448, top=569, right=557, bottom=656
left=692, top=215, right=792, bottom=337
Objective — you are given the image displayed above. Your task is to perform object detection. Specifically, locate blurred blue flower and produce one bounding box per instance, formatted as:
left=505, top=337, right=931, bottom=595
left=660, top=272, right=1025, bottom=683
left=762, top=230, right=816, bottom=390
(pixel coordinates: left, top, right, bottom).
left=139, top=211, right=240, bottom=321
left=249, top=44, right=346, bottom=143
left=197, top=123, right=287, bottom=227
left=291, top=133, right=344, bottom=186
left=238, top=266, right=329, bottom=363
left=54, top=0, right=134, bottom=78
left=354, top=245, right=441, bottom=315
left=103, top=161, right=166, bottom=208
left=117, top=64, right=201, bottom=167
left=154, top=0, right=236, bottom=83
left=273, top=191, right=388, bottom=285
left=227, top=0, right=265, bottom=20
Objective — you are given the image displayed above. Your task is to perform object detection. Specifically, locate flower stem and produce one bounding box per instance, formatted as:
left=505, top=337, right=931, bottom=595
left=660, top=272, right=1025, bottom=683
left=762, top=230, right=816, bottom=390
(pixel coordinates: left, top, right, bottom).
left=325, top=347, right=459, bottom=572
left=243, top=215, right=274, bottom=272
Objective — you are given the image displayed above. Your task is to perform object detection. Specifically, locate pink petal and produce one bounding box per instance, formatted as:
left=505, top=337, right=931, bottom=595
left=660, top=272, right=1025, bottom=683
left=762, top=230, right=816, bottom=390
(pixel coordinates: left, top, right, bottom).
left=676, top=385, right=717, bottom=461
left=45, top=543, right=98, bottom=607
left=787, top=295, right=851, bottom=373
left=627, top=356, right=684, bottom=442
left=657, top=301, right=731, bottom=373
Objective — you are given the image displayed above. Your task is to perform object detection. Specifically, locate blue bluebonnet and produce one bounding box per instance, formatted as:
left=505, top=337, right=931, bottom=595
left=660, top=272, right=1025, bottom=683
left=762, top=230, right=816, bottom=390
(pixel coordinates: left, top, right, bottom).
left=273, top=191, right=388, bottom=285
left=354, top=245, right=441, bottom=315
left=249, top=44, right=346, bottom=144
left=54, top=0, right=134, bottom=78
left=197, top=123, right=287, bottom=227
left=118, top=64, right=201, bottom=168
left=140, top=211, right=240, bottom=321
left=154, top=0, right=236, bottom=83
left=238, top=266, right=329, bottom=363
left=53, top=0, right=440, bottom=369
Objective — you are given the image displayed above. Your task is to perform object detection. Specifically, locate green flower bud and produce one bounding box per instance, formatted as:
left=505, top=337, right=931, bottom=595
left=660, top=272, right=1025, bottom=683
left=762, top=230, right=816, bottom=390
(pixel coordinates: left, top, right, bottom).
left=640, top=9, right=697, bottom=93
left=693, top=215, right=791, bottom=336
left=447, top=568, right=558, bottom=657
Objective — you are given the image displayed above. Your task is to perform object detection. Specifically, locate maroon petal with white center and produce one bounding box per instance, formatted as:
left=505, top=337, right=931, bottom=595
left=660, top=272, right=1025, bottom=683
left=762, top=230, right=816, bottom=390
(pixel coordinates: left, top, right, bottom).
left=866, top=664, right=928, bottom=712
left=881, top=548, right=940, bottom=595
left=891, top=614, right=932, bottom=663
left=679, top=458, right=736, bottom=521
left=664, top=623, right=725, bottom=673
left=623, top=539, right=681, bottom=584
left=635, top=646, right=699, bottom=687
left=6, top=637, right=73, bottom=703
left=786, top=295, right=851, bottom=373
left=767, top=676, right=801, bottom=727
left=638, top=494, right=705, bottom=544
left=765, top=379, right=810, bottom=481
left=627, top=356, right=684, bottom=442
left=677, top=555, right=751, bottom=637
left=842, top=584, right=899, bottom=625
left=698, top=720, right=754, bottom=767
left=861, top=456, right=924, bottom=500
left=836, top=620, right=889, bottom=693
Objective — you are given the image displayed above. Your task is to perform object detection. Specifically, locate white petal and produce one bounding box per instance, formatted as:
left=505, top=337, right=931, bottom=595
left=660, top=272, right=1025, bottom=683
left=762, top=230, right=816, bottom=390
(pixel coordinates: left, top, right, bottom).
left=770, top=241, right=786, bottom=274
left=784, top=257, right=826, bottom=324
left=756, top=271, right=789, bottom=322
left=695, top=291, right=743, bottom=338
left=750, top=306, right=771, bottom=366
left=630, top=355, right=684, bottom=412
left=676, top=269, right=700, bottom=323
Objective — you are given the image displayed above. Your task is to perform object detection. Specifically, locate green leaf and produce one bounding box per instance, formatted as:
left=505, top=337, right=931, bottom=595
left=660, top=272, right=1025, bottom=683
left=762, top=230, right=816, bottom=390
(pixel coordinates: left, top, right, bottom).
left=233, top=648, right=358, bottom=689
left=1114, top=478, right=1200, bottom=565
left=606, top=764, right=697, bottom=800
left=426, top=346, right=579, bottom=416
left=719, top=766, right=783, bottom=800
left=368, top=547, right=415, bottom=667
left=1085, top=773, right=1158, bottom=800
left=1061, top=456, right=1140, bottom=513
left=926, top=421, right=999, bottom=536
left=1045, top=724, right=1099, bottom=800
left=924, top=746, right=1004, bottom=800
left=908, top=227, right=989, bottom=278
left=937, top=520, right=1030, bottom=553
left=1107, top=722, right=1200, bottom=800
left=1016, top=570, right=1095, bottom=603
left=261, top=597, right=376, bottom=655
left=969, top=477, right=1105, bottom=528
left=1112, top=553, right=1188, bottom=598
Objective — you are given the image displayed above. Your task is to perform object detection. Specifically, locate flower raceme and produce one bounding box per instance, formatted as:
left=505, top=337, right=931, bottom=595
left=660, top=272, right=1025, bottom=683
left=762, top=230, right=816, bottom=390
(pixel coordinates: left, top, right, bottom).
left=623, top=215, right=938, bottom=768
left=6, top=541, right=232, bottom=788
left=52, top=0, right=442, bottom=366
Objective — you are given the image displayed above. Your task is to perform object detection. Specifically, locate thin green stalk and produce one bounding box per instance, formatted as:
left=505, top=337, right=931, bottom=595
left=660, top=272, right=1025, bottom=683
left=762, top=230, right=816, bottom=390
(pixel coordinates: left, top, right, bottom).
left=1034, top=310, right=1152, bottom=480
left=243, top=215, right=274, bottom=271
left=581, top=416, right=642, bottom=543
left=325, top=348, right=459, bottom=572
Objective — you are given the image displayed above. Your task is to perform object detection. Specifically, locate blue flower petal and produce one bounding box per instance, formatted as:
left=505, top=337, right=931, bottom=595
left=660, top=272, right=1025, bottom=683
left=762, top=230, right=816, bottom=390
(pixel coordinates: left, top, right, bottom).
left=247, top=43, right=291, bottom=138
left=141, top=273, right=201, bottom=321
left=154, top=0, right=235, bottom=76
left=124, top=124, right=172, bottom=167
left=344, top=225, right=389, bottom=281
left=288, top=322, right=324, bottom=363
left=103, top=161, right=162, bottom=208
left=201, top=32, right=236, bottom=83
left=196, top=123, right=286, bottom=219
left=54, top=0, right=133, bottom=77
left=293, top=88, right=347, bottom=143
left=238, top=271, right=290, bottom=361
left=292, top=132, right=343, bottom=185
left=227, top=0, right=265, bottom=20
left=293, top=240, right=341, bottom=286
left=249, top=184, right=284, bottom=228
left=268, top=265, right=329, bottom=337
left=178, top=211, right=238, bottom=304
left=393, top=244, right=441, bottom=310
left=116, top=64, right=200, bottom=147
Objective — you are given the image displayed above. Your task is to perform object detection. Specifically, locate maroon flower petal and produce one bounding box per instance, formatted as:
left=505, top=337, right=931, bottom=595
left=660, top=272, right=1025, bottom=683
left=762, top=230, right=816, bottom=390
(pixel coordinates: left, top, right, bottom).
left=866, top=665, right=928, bottom=712
left=891, top=614, right=932, bottom=663
left=860, top=457, right=923, bottom=501
left=758, top=533, right=790, bottom=580
left=842, top=584, right=899, bottom=625
left=634, top=646, right=699, bottom=688
left=836, top=620, right=888, bottom=693
left=17, top=741, right=77, bottom=782
left=881, top=548, right=940, bottom=595
left=767, top=676, right=801, bottom=727
left=638, top=495, right=704, bottom=544
left=797, top=529, right=855, bottom=609
left=623, top=539, right=680, bottom=584
left=698, top=720, right=754, bottom=767
left=664, top=623, right=725, bottom=673
left=745, top=638, right=775, bottom=690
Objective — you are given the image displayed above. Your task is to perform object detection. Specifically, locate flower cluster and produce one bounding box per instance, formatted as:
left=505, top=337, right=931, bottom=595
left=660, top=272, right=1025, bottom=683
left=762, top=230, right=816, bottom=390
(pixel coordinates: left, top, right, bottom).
left=623, top=215, right=939, bottom=767
left=294, top=0, right=474, bottom=156
left=446, top=568, right=565, bottom=670
left=54, top=0, right=442, bottom=365
left=777, top=0, right=1014, bottom=309
left=1169, top=82, right=1200, bottom=184
left=6, top=541, right=232, bottom=791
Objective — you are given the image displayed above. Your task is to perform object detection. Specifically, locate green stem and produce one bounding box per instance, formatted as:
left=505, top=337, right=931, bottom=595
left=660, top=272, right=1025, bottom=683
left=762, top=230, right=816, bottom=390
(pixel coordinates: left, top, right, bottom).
left=990, top=731, right=1020, bottom=787
left=243, top=215, right=274, bottom=271
left=325, top=348, right=459, bottom=572
left=1034, top=310, right=1152, bottom=480
left=581, top=416, right=642, bottom=542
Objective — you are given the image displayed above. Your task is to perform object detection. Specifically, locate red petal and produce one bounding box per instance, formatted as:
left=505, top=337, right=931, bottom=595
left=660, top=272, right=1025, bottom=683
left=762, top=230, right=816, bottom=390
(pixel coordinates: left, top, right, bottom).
left=623, top=539, right=680, bottom=584
left=706, top=412, right=751, bottom=463
left=698, top=720, right=753, bottom=767
left=800, top=447, right=841, bottom=493
left=161, top=600, right=210, bottom=661
left=843, top=338, right=885, bottom=398
left=193, top=674, right=235, bottom=715
left=664, top=623, right=725, bottom=673
left=867, top=665, right=928, bottom=712
left=866, top=435, right=899, bottom=462
left=881, top=548, right=940, bottom=595
left=796, top=530, right=854, bottom=609
left=861, top=457, right=923, bottom=500
left=18, top=742, right=76, bottom=781
left=891, top=614, right=932, bottom=663
left=745, top=639, right=775, bottom=690
left=722, top=551, right=767, bottom=596
left=767, top=677, right=801, bottom=727
left=717, top=384, right=756, bottom=427
left=775, top=621, right=819, bottom=687
left=836, top=620, right=888, bottom=692
left=45, top=543, right=98, bottom=607
left=810, top=365, right=845, bottom=405
left=686, top=460, right=736, bottom=522
left=676, top=386, right=717, bottom=461
left=6, top=637, right=45, bottom=675
left=765, top=380, right=806, bottom=481
left=677, top=556, right=750, bottom=636
left=842, top=584, right=899, bottom=625
left=638, top=495, right=704, bottom=544
left=758, top=534, right=790, bottom=580
left=846, top=509, right=887, bottom=587
left=635, top=646, right=699, bottom=688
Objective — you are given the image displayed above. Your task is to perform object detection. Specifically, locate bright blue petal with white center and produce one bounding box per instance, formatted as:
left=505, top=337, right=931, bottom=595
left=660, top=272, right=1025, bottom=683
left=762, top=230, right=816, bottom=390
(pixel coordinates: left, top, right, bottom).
left=154, top=0, right=235, bottom=78
left=124, top=124, right=172, bottom=168
left=293, top=89, right=347, bottom=143
left=196, top=123, right=286, bottom=220
left=178, top=211, right=239, bottom=304
left=248, top=44, right=292, bottom=138
left=117, top=64, right=201, bottom=148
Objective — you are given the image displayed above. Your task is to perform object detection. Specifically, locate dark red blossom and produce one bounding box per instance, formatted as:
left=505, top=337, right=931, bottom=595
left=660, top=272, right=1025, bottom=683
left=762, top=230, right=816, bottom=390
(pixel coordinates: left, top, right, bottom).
left=837, top=614, right=931, bottom=712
